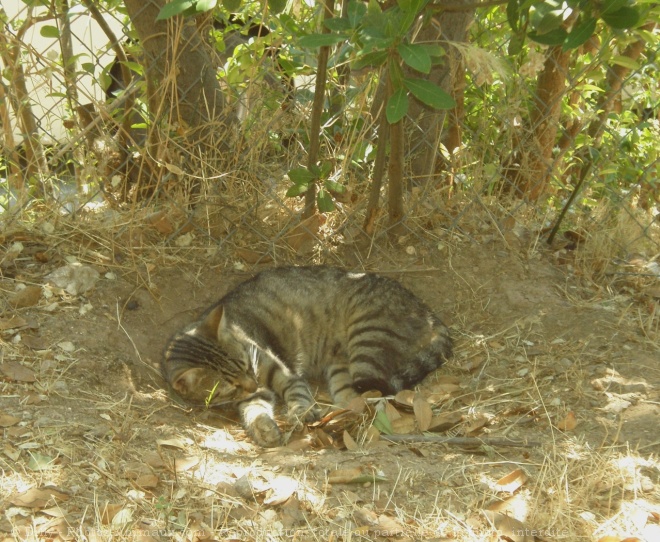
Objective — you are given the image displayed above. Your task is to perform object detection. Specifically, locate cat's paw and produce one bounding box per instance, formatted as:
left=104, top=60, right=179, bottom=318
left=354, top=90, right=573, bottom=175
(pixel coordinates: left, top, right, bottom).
left=246, top=414, right=283, bottom=448
left=286, top=402, right=322, bottom=426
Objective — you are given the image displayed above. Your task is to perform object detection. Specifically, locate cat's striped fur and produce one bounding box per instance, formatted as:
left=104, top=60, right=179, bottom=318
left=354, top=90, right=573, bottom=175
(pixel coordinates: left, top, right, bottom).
left=162, top=266, right=452, bottom=447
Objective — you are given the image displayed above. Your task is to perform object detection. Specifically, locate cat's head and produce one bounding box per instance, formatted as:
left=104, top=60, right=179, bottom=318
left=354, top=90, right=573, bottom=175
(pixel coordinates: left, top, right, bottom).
left=164, top=305, right=258, bottom=405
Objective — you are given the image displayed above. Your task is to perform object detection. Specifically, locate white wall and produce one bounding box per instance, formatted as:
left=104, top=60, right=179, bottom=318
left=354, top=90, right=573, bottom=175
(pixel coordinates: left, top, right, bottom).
left=2, top=1, right=126, bottom=143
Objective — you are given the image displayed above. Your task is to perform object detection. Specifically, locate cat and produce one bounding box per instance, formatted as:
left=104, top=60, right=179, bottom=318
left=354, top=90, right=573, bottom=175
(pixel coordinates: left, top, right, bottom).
left=162, top=266, right=452, bottom=447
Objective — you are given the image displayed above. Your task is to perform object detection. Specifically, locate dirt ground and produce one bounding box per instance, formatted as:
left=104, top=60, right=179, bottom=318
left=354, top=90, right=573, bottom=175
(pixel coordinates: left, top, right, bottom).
left=1, top=231, right=659, bottom=542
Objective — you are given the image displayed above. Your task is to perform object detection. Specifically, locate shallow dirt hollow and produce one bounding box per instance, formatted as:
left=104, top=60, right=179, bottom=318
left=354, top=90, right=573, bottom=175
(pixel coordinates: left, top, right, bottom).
left=1, top=239, right=659, bottom=541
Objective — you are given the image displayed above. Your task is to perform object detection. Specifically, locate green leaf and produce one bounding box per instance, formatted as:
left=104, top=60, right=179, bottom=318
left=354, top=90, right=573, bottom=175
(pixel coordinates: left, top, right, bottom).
left=397, top=0, right=412, bottom=11
left=352, top=50, right=388, bottom=70
left=507, top=0, right=519, bottom=32
left=195, top=0, right=216, bottom=11
left=508, top=32, right=525, bottom=55
left=563, top=17, right=596, bottom=51
left=324, top=179, right=346, bottom=193
left=288, top=167, right=316, bottom=185
left=325, top=17, right=352, bottom=32
left=601, top=7, right=640, bottom=29
left=268, top=0, right=287, bottom=15
left=298, top=33, right=348, bottom=48
left=223, top=0, right=241, bottom=11
left=600, top=0, right=628, bottom=15
left=611, top=55, right=640, bottom=70
left=420, top=44, right=445, bottom=58
left=403, top=77, right=456, bottom=110
left=156, top=0, right=195, bottom=20
left=40, top=25, right=60, bottom=38
left=348, top=0, right=368, bottom=28
left=528, top=28, right=568, bottom=46
left=285, top=184, right=309, bottom=197
left=317, top=190, right=335, bottom=212
left=398, top=43, right=432, bottom=74
left=535, top=10, right=564, bottom=35
left=373, top=411, right=393, bottom=435
left=386, top=88, right=409, bottom=123
left=319, top=161, right=333, bottom=178
left=389, top=57, right=404, bottom=90
left=81, top=62, right=95, bottom=74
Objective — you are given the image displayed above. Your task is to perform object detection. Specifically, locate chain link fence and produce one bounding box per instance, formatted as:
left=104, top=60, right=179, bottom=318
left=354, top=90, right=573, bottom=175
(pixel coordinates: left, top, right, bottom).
left=1, top=2, right=658, bottom=294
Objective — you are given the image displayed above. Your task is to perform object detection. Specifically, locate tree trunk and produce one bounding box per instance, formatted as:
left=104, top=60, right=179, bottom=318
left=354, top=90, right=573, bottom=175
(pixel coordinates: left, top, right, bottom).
left=406, top=1, right=474, bottom=184
left=518, top=45, right=571, bottom=200
left=122, top=0, right=234, bottom=149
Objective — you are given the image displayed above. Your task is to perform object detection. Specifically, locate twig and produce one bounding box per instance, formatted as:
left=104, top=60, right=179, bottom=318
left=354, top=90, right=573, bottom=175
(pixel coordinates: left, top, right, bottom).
left=382, top=435, right=542, bottom=447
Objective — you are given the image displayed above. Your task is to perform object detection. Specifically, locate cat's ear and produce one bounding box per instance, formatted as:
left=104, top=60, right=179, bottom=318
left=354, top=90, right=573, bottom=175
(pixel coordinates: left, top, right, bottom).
left=171, top=367, right=207, bottom=396
left=198, top=305, right=225, bottom=339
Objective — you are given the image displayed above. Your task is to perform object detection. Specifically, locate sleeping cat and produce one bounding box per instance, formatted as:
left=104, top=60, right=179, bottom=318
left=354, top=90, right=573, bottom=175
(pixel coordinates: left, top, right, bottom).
left=162, top=266, right=452, bottom=447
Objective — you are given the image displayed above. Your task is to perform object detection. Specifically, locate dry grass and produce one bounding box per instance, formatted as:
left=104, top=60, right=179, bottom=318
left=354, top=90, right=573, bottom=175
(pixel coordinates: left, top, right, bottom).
left=2, top=200, right=659, bottom=542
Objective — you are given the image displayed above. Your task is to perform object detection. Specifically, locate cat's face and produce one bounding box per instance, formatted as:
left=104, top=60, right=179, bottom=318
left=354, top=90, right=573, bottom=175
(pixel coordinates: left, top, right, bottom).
left=166, top=346, right=258, bottom=405
left=165, top=304, right=259, bottom=405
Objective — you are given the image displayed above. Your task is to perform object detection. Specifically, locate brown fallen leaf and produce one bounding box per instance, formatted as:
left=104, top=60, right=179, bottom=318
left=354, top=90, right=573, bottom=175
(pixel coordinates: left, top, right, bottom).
left=328, top=468, right=363, bottom=484
left=390, top=415, right=416, bottom=435
left=11, top=487, right=69, bottom=509
left=463, top=413, right=492, bottom=435
left=428, top=411, right=463, bottom=433
left=263, top=475, right=298, bottom=506
left=0, top=361, right=37, bottom=382
left=494, top=468, right=528, bottom=493
left=343, top=430, right=359, bottom=451
left=135, top=474, right=159, bottom=489
left=9, top=285, right=42, bottom=308
left=235, top=247, right=273, bottom=264
left=384, top=401, right=402, bottom=422
left=393, top=389, right=416, bottom=408
left=413, top=394, right=433, bottom=432
left=557, top=411, right=577, bottom=431
left=0, top=412, right=21, bottom=427
left=174, top=455, right=201, bottom=472
left=0, top=315, right=28, bottom=331
left=285, top=214, right=323, bottom=252
left=21, top=335, right=49, bottom=351
left=144, top=210, right=175, bottom=235
left=483, top=510, right=534, bottom=542
left=100, top=503, right=124, bottom=525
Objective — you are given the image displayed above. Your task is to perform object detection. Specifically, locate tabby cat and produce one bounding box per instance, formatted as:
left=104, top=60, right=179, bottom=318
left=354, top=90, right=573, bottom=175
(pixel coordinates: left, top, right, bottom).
left=162, top=266, right=452, bottom=447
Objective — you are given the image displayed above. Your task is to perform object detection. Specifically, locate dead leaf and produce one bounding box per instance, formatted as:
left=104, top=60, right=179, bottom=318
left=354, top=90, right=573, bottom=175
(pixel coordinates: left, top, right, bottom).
left=393, top=390, right=416, bottom=408
left=343, top=430, right=359, bottom=451
left=145, top=210, right=175, bottom=235
left=483, top=510, right=534, bottom=542
left=285, top=214, right=323, bottom=252
left=235, top=248, right=272, bottom=264
left=263, top=475, right=298, bottom=506
left=0, top=412, right=21, bottom=427
left=0, top=361, right=37, bottom=382
left=0, top=315, right=28, bottom=330
left=494, top=468, right=528, bottom=493
left=20, top=335, right=49, bottom=351
left=11, top=487, right=69, bottom=509
left=413, top=394, right=433, bottom=431
left=157, top=437, right=191, bottom=450
left=345, top=396, right=367, bottom=413
left=135, top=474, right=159, bottom=489
left=428, top=412, right=463, bottom=433
left=9, top=285, right=42, bottom=308
left=384, top=402, right=402, bottom=422
left=328, top=468, right=363, bottom=484
left=390, top=415, right=416, bottom=435
left=174, top=455, right=201, bottom=472
left=557, top=411, right=577, bottom=431
left=375, top=514, right=406, bottom=536
left=4, top=444, right=21, bottom=461
left=463, top=413, right=491, bottom=435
